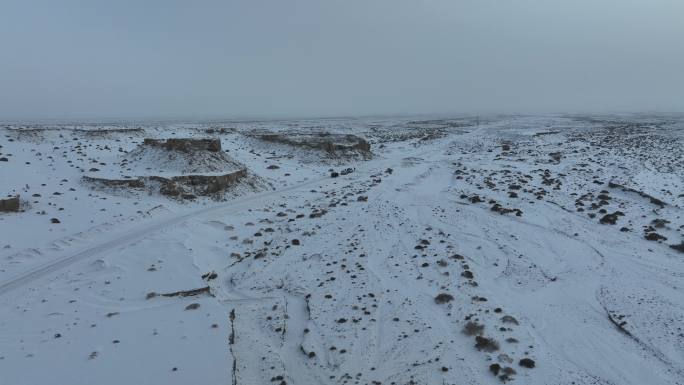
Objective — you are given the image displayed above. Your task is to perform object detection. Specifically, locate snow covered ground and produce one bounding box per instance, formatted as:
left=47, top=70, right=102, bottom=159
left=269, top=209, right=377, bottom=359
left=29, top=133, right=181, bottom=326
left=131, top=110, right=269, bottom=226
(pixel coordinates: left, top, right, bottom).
left=1, top=115, right=683, bottom=385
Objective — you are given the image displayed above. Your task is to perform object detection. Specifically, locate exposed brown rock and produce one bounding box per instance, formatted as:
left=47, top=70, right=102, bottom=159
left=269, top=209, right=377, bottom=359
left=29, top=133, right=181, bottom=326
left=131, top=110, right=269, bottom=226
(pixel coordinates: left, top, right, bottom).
left=152, top=169, right=247, bottom=198
left=84, top=170, right=247, bottom=199
left=0, top=196, right=20, bottom=212
left=152, top=286, right=212, bottom=298
left=82, top=176, right=145, bottom=189
left=434, top=293, right=454, bottom=304
left=143, top=138, right=222, bottom=153
left=257, top=133, right=371, bottom=156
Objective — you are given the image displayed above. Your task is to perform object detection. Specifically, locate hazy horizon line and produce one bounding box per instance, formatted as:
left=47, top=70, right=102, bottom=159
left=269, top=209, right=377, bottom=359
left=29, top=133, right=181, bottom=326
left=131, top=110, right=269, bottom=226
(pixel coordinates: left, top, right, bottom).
left=3, top=110, right=684, bottom=126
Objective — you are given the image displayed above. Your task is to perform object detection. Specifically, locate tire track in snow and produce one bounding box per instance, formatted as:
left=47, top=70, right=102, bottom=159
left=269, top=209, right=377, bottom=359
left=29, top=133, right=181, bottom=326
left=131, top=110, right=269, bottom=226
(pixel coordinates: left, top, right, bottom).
left=0, top=175, right=333, bottom=295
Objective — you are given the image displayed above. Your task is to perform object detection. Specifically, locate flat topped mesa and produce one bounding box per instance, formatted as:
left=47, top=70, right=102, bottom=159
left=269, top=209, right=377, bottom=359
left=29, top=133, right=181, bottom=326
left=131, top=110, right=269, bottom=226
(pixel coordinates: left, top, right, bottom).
left=142, top=138, right=221, bottom=153
left=257, top=132, right=371, bottom=156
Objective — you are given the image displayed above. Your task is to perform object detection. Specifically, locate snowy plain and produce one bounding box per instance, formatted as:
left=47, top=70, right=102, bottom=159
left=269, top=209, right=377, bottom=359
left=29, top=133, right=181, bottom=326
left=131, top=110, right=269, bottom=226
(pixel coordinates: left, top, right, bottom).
left=1, top=115, right=683, bottom=385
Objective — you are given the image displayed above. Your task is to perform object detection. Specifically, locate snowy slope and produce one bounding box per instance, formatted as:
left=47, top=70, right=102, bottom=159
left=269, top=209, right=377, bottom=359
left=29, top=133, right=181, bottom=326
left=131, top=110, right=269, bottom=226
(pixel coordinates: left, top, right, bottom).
left=1, top=115, right=683, bottom=385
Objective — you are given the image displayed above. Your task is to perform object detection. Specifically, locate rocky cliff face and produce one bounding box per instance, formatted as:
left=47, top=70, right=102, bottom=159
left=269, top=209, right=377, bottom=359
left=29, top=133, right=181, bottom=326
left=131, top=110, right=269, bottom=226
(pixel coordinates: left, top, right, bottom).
left=257, top=133, right=371, bottom=157
left=142, top=138, right=222, bottom=153
left=152, top=169, right=248, bottom=198
left=83, top=170, right=249, bottom=200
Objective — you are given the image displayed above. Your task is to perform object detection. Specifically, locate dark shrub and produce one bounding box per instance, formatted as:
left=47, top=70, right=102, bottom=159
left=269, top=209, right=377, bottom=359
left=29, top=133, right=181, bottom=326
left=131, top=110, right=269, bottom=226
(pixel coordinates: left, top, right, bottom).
left=519, top=358, right=535, bottom=368
left=475, top=336, right=499, bottom=352
left=434, top=293, right=454, bottom=304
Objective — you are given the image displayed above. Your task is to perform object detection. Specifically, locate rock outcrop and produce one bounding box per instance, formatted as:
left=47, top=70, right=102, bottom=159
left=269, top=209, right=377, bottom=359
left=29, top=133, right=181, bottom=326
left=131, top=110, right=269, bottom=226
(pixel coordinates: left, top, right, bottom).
left=0, top=196, right=20, bottom=212
left=82, top=176, right=146, bottom=189
left=142, top=138, right=221, bottom=153
left=257, top=133, right=371, bottom=157
left=83, top=170, right=248, bottom=199
left=151, top=169, right=248, bottom=198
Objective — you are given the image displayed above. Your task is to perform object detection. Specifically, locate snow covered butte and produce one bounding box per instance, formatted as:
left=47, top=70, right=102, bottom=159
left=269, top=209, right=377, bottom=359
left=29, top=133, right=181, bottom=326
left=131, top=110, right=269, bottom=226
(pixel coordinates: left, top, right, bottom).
left=82, top=137, right=253, bottom=199
left=124, top=137, right=240, bottom=175
left=142, top=138, right=222, bottom=153
left=257, top=132, right=371, bottom=157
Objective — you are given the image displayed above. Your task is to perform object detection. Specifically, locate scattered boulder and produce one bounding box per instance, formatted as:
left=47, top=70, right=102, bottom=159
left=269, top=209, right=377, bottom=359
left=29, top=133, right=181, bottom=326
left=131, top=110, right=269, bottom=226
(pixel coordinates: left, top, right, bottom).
left=0, top=196, right=20, bottom=212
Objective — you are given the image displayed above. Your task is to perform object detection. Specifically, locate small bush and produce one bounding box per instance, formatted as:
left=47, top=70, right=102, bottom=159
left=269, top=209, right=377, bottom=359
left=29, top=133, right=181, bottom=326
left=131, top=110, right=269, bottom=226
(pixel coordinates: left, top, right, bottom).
left=519, top=358, right=535, bottom=368
left=645, top=232, right=667, bottom=241
left=462, top=321, right=485, bottom=336
left=670, top=242, right=684, bottom=253
left=489, top=363, right=501, bottom=375
left=475, top=336, right=499, bottom=352
left=499, top=367, right=517, bottom=382
left=434, top=293, right=454, bottom=304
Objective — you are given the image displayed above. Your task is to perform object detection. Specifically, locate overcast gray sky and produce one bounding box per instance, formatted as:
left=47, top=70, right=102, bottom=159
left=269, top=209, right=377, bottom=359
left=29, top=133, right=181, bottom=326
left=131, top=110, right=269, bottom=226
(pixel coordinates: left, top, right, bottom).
left=1, top=0, right=683, bottom=120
